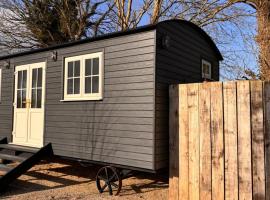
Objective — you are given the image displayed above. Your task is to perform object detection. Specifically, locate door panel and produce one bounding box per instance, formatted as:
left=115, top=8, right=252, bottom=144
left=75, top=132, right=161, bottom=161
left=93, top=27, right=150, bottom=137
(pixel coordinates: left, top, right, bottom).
left=13, top=66, right=29, bottom=144
left=13, top=62, right=46, bottom=147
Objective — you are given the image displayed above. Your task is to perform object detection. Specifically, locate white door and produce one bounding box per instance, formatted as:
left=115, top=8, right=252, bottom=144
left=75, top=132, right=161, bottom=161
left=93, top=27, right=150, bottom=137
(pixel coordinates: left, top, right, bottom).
left=13, top=62, right=46, bottom=147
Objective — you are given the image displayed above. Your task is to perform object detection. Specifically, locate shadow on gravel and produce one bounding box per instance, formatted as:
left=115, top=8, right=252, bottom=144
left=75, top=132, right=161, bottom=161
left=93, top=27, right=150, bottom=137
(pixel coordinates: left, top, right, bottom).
left=0, top=157, right=168, bottom=199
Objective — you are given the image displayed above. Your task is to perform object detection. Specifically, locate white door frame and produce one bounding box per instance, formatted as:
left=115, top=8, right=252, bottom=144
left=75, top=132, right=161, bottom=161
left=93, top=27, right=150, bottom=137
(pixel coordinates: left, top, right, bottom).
left=12, top=62, right=46, bottom=148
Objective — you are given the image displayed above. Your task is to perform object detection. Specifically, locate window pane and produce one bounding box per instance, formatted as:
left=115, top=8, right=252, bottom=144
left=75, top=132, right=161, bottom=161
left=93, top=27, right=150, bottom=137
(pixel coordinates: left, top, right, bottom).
left=22, top=70, right=27, bottom=89
left=37, top=68, right=43, bottom=87
left=92, top=76, right=99, bottom=93
left=32, top=68, right=37, bottom=88
left=31, top=89, right=37, bottom=108
left=74, top=78, right=80, bottom=94
left=85, top=77, right=91, bottom=93
left=17, top=90, right=22, bottom=108
left=37, top=89, right=42, bottom=108
left=74, top=61, right=80, bottom=76
left=85, top=59, right=92, bottom=76
left=67, top=79, right=73, bottom=94
left=93, top=58, right=99, bottom=75
left=68, top=62, right=73, bottom=78
left=18, top=71, right=22, bottom=89
left=22, top=89, right=26, bottom=108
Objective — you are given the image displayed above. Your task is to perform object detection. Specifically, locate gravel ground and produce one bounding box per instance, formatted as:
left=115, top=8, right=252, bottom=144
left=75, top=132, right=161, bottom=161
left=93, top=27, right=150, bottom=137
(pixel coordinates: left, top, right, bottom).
left=0, top=158, right=168, bottom=200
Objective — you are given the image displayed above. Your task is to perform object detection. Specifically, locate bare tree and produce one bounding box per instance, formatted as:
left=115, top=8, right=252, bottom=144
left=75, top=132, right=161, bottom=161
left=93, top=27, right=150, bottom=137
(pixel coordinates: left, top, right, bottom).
left=229, top=0, right=270, bottom=80
left=0, top=0, right=113, bottom=49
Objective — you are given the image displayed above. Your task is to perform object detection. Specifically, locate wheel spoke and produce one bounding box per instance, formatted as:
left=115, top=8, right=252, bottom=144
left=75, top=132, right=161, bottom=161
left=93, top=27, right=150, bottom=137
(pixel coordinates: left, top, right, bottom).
left=105, top=167, right=109, bottom=180
left=100, top=183, right=108, bottom=192
left=98, top=176, right=107, bottom=182
left=109, top=173, right=116, bottom=182
left=108, top=183, right=113, bottom=195
left=111, top=182, right=119, bottom=188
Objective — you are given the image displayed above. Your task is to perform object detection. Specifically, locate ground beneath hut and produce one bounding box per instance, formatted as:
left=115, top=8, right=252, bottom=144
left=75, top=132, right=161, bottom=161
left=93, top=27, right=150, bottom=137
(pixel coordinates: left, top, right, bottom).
left=0, top=158, right=168, bottom=200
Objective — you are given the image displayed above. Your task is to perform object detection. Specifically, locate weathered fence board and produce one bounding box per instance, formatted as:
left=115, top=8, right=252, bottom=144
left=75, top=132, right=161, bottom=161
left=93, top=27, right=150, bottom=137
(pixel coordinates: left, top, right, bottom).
left=179, top=85, right=189, bottom=200
left=224, top=82, right=238, bottom=200
left=199, top=83, right=211, bottom=200
left=188, top=84, right=199, bottom=200
left=237, top=81, right=252, bottom=200
left=265, top=82, right=270, bottom=200
left=169, top=80, right=269, bottom=200
left=251, top=81, right=265, bottom=199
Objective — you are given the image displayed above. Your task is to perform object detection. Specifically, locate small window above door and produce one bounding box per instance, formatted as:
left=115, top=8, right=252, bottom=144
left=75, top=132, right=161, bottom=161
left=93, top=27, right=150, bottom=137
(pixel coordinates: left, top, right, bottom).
left=202, top=59, right=212, bottom=80
left=64, top=52, right=103, bottom=101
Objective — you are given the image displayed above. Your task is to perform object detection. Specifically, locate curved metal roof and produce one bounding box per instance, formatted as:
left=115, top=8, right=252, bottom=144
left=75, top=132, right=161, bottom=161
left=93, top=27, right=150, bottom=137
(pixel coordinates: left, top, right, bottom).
left=0, top=19, right=223, bottom=61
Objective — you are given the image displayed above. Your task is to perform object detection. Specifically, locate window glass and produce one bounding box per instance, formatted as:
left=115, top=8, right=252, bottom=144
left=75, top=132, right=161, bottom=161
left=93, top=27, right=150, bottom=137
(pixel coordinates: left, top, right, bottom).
left=85, top=58, right=99, bottom=94
left=65, top=52, right=102, bottom=100
left=202, top=59, right=211, bottom=79
left=67, top=60, right=81, bottom=95
left=93, top=58, right=99, bottom=75
left=85, top=77, right=91, bottom=93
left=92, top=76, right=99, bottom=93
left=85, top=59, right=92, bottom=76
left=68, top=62, right=73, bottom=78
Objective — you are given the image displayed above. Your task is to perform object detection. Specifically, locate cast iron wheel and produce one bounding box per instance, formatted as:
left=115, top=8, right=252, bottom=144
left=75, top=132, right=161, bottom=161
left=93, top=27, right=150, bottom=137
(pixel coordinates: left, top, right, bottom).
left=96, top=166, right=122, bottom=195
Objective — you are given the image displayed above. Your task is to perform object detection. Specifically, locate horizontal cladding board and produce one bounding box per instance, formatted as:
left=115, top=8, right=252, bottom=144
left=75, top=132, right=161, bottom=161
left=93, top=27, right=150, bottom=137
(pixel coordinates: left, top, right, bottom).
left=45, top=129, right=153, bottom=140
left=105, top=68, right=154, bottom=78
left=46, top=89, right=154, bottom=98
left=105, top=38, right=154, bottom=53
left=52, top=146, right=153, bottom=161
left=46, top=60, right=154, bottom=74
left=46, top=81, right=154, bottom=91
left=160, top=25, right=214, bottom=54
left=105, top=53, right=154, bottom=66
left=105, top=46, right=154, bottom=60
left=47, top=75, right=153, bottom=86
left=46, top=123, right=153, bottom=132
left=52, top=149, right=153, bottom=170
left=45, top=136, right=153, bottom=147
left=51, top=143, right=153, bottom=154
left=46, top=110, right=153, bottom=118
left=46, top=96, right=153, bottom=104
left=45, top=103, right=154, bottom=111
left=57, top=32, right=155, bottom=56
left=45, top=116, right=153, bottom=125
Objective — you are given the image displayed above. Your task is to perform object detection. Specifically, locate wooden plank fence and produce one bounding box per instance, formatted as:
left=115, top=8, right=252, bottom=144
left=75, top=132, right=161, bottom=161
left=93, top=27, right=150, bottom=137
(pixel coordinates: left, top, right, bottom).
left=169, top=81, right=270, bottom=200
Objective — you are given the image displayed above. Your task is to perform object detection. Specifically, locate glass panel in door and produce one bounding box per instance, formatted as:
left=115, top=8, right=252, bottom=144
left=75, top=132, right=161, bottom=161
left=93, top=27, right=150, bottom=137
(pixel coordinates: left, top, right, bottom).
left=31, top=68, right=43, bottom=108
left=16, top=70, right=27, bottom=108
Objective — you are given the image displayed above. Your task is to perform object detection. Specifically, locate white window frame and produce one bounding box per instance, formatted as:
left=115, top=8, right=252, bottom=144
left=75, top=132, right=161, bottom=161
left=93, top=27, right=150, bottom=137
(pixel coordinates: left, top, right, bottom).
left=64, top=52, right=104, bottom=101
left=202, top=59, right=212, bottom=79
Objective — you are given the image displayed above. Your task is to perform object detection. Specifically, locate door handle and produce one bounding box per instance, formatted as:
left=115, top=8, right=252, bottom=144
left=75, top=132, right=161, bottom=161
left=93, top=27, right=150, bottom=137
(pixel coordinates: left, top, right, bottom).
left=23, top=99, right=31, bottom=108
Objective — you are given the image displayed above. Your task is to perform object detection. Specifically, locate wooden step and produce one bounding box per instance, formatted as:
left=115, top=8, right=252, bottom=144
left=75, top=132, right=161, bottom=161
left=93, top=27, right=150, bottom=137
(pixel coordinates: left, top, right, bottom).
left=0, top=144, right=38, bottom=153
left=0, top=153, right=26, bottom=162
left=0, top=164, right=12, bottom=172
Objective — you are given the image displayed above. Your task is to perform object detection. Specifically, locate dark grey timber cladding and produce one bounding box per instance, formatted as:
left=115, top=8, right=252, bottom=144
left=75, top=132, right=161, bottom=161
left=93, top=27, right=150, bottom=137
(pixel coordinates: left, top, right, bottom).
left=44, top=31, right=156, bottom=170
left=0, top=65, right=13, bottom=140
left=155, top=21, right=220, bottom=170
left=1, top=30, right=156, bottom=170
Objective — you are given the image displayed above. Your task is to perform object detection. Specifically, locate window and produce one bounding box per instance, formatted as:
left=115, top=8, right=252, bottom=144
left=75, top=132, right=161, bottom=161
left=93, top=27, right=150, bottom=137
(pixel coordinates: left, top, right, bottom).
left=202, top=59, right=212, bottom=79
left=64, top=52, right=103, bottom=101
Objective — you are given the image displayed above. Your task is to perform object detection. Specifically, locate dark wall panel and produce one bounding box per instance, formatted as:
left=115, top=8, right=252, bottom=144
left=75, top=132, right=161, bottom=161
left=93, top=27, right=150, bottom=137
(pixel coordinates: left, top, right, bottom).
left=155, top=21, right=220, bottom=170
